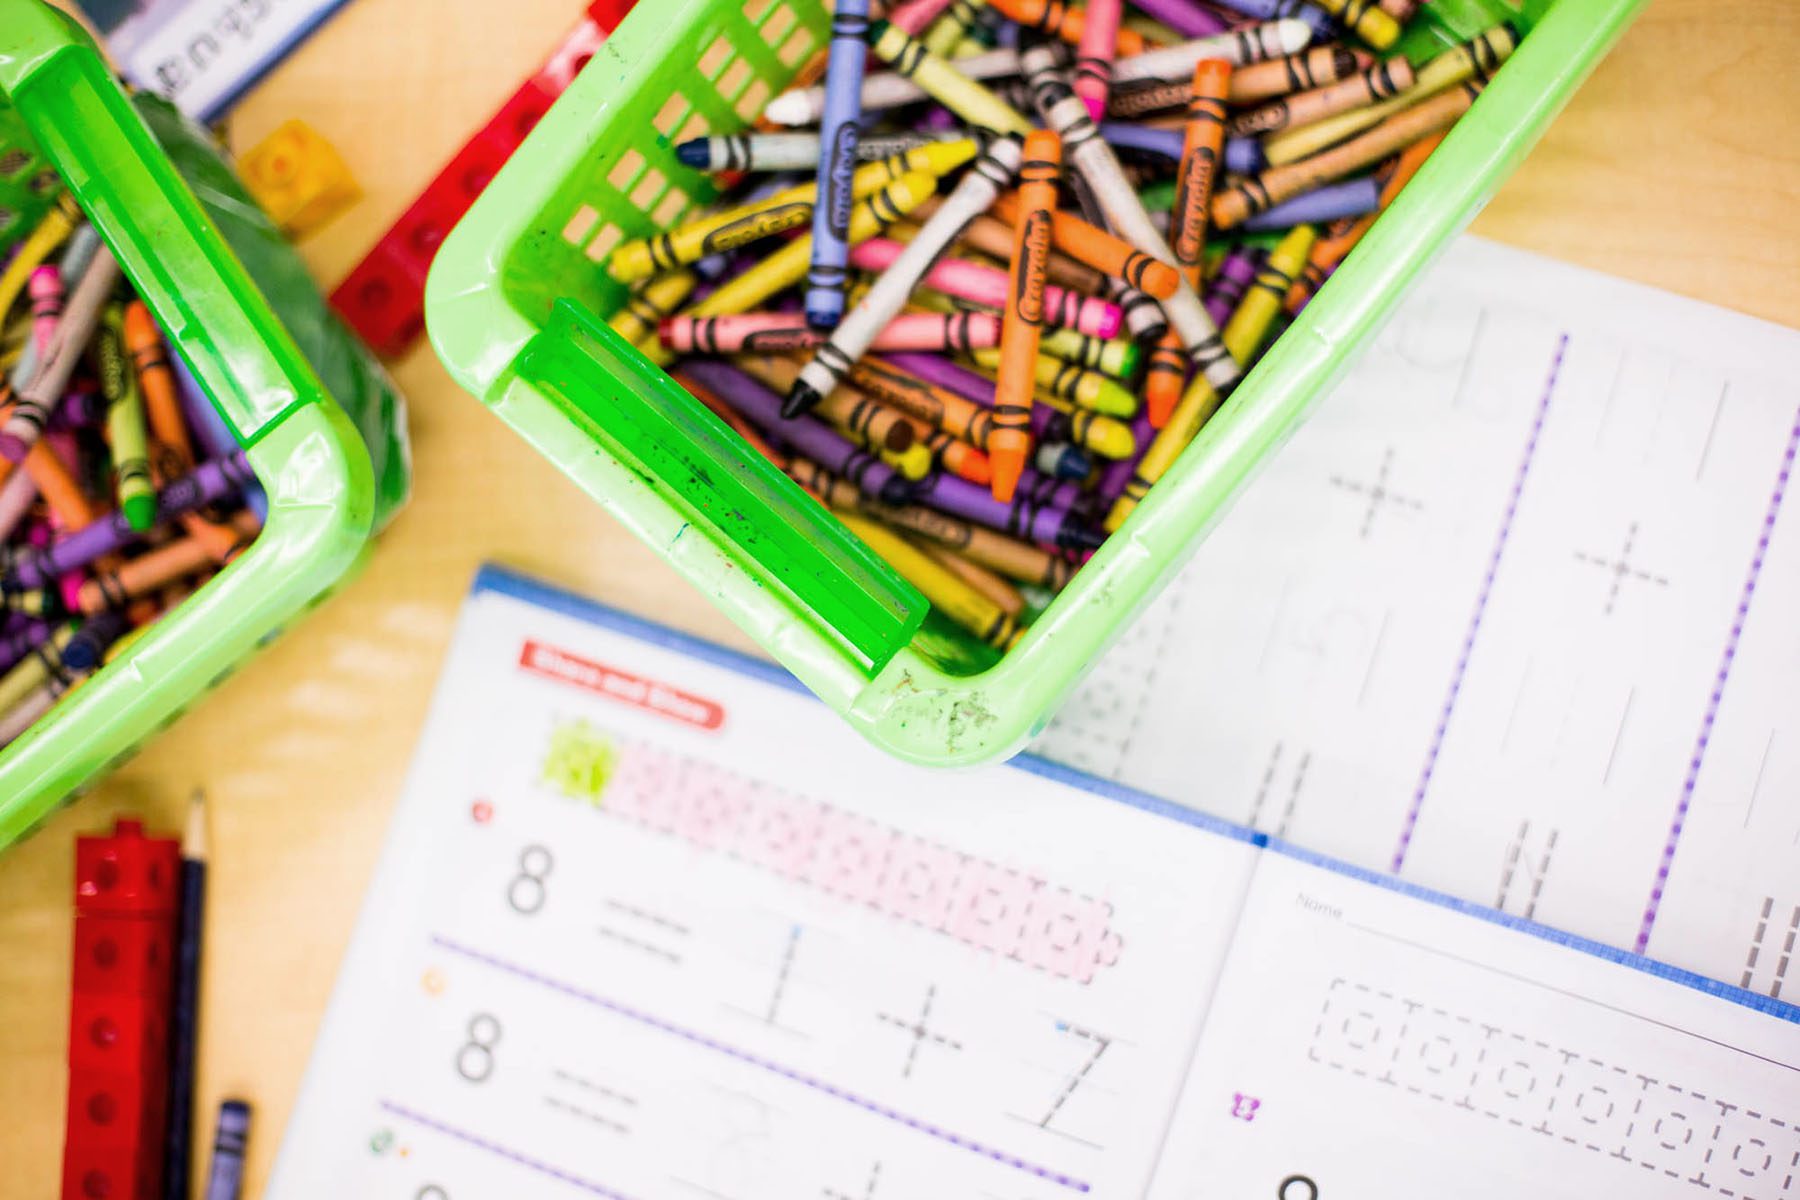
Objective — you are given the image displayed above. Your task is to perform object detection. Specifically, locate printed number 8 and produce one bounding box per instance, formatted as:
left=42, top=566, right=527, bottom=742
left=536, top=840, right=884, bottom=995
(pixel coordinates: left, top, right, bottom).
left=456, top=1013, right=501, bottom=1083
left=507, top=845, right=554, bottom=915
left=416, top=1188, right=449, bottom=1200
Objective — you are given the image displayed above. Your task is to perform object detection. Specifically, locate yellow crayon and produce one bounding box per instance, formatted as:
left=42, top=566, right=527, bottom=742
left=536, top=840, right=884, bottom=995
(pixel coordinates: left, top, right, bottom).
left=1313, top=0, right=1402, bottom=50
left=1223, top=224, right=1315, bottom=363
left=970, top=349, right=1139, bottom=418
left=0, top=194, right=79, bottom=329
left=837, top=512, right=1023, bottom=650
left=1104, top=374, right=1220, bottom=531
left=686, top=173, right=938, bottom=318
left=1264, top=24, right=1515, bottom=165
left=879, top=441, right=937, bottom=480
left=924, top=0, right=989, bottom=56
left=1033, top=391, right=1138, bottom=459
left=609, top=143, right=973, bottom=283
left=1039, top=328, right=1139, bottom=378
left=914, top=539, right=1026, bottom=618
left=0, top=622, right=77, bottom=714
left=869, top=20, right=1036, bottom=136
left=608, top=269, right=698, bottom=345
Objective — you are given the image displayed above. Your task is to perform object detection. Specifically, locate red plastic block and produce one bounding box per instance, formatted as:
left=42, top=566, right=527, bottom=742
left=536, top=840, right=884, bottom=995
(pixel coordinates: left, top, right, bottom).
left=68, top=992, right=169, bottom=1076
left=61, top=1145, right=153, bottom=1200
left=72, top=916, right=175, bottom=998
left=75, top=820, right=180, bottom=916
left=63, top=1071, right=160, bottom=1150
left=329, top=2, right=637, bottom=356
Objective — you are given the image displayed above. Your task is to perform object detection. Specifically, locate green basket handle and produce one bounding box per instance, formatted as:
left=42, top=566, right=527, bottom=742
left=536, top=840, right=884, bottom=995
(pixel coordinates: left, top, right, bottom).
left=514, top=301, right=927, bottom=674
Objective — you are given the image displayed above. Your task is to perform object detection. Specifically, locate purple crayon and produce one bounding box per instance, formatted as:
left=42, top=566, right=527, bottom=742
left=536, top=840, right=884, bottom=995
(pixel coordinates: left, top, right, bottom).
left=1207, top=0, right=1338, bottom=39
left=1124, top=0, right=1228, bottom=37
left=2, top=451, right=256, bottom=592
left=1098, top=122, right=1263, bottom=174
left=910, top=471, right=1105, bottom=550
left=0, top=619, right=54, bottom=677
left=1241, top=176, right=1382, bottom=232
left=1095, top=409, right=1156, bottom=509
left=676, top=360, right=910, bottom=505
left=1205, top=248, right=1262, bottom=326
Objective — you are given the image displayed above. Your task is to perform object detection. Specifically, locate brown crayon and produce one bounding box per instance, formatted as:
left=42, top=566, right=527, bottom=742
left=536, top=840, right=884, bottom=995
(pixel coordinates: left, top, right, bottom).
left=734, top=353, right=918, bottom=453
left=1228, top=56, right=1416, bottom=139
left=848, top=358, right=997, bottom=451
left=915, top=540, right=1027, bottom=617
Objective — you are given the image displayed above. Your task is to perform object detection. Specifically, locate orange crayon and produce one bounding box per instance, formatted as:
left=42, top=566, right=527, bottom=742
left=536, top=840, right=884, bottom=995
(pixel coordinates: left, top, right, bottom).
left=993, top=130, right=1062, bottom=503
left=76, top=512, right=261, bottom=615
left=990, top=193, right=1180, bottom=299
left=1228, top=56, right=1415, bottom=139
left=1285, top=131, right=1443, bottom=313
left=988, top=0, right=1145, bottom=55
left=1170, top=59, right=1231, bottom=294
left=1143, top=333, right=1187, bottom=430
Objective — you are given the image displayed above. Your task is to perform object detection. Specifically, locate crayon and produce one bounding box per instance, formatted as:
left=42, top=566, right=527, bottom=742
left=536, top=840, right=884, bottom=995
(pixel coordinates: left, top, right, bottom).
left=849, top=237, right=1124, bottom=337
left=847, top=358, right=999, bottom=451
left=1073, top=0, right=1124, bottom=120
left=3, top=451, right=256, bottom=592
left=1312, top=0, right=1402, bottom=49
left=1108, top=21, right=1314, bottom=89
left=676, top=360, right=910, bottom=503
left=928, top=205, right=1109, bottom=293
left=1096, top=123, right=1265, bottom=176
left=1228, top=56, right=1415, bottom=138
left=0, top=466, right=37, bottom=544
left=1036, top=440, right=1094, bottom=480
left=923, top=0, right=989, bottom=56
left=1017, top=387, right=1138, bottom=459
left=74, top=514, right=261, bottom=616
left=1103, top=372, right=1219, bottom=530
left=970, top=349, right=1138, bottom=417
left=915, top=539, right=1028, bottom=617
left=610, top=146, right=969, bottom=284
left=0, top=618, right=53, bottom=677
left=1205, top=247, right=1262, bottom=325
left=1211, top=81, right=1482, bottom=228
left=0, top=622, right=77, bottom=713
left=663, top=310, right=1003, bottom=356
left=765, top=46, right=1041, bottom=125
left=806, top=0, right=873, bottom=329
left=680, top=371, right=791, bottom=470
left=1142, top=332, right=1188, bottom=429
left=1285, top=131, right=1441, bottom=311
left=1040, top=328, right=1140, bottom=378
left=838, top=512, right=1022, bottom=648
left=1104, top=277, right=1171, bottom=343
left=163, top=789, right=208, bottom=1200
left=734, top=353, right=917, bottom=452
left=674, top=130, right=968, bottom=173
left=888, top=0, right=960, bottom=34
left=1206, top=0, right=1336, bottom=39
left=986, top=0, right=1148, bottom=55
left=24, top=439, right=101, bottom=531
left=992, top=129, right=1062, bottom=502
left=787, top=136, right=1022, bottom=417
left=609, top=270, right=699, bottom=346
left=0, top=194, right=78, bottom=326
left=1123, top=0, right=1229, bottom=38
left=686, top=172, right=938, bottom=318
left=989, top=192, right=1181, bottom=298
left=1378, top=0, right=1421, bottom=21
left=4, top=247, right=120, bottom=463
left=1021, top=45, right=1240, bottom=398
left=879, top=440, right=937, bottom=480
left=1170, top=59, right=1231, bottom=292
left=910, top=422, right=993, bottom=483
left=1106, top=44, right=1366, bottom=115
left=912, top=468, right=1105, bottom=550
left=1261, top=24, right=1514, bottom=164
left=1240, top=174, right=1381, bottom=231
left=1223, top=223, right=1316, bottom=362
left=202, top=1099, right=251, bottom=1200
left=867, top=20, right=1038, bottom=136
left=28, top=267, right=63, bottom=352
left=97, top=310, right=157, bottom=532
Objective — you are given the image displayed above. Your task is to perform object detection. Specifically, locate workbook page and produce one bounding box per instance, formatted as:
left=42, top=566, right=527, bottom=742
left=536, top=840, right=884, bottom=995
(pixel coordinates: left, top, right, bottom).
left=1036, top=235, right=1800, bottom=991
left=1146, top=847, right=1800, bottom=1200
left=266, top=571, right=1261, bottom=1200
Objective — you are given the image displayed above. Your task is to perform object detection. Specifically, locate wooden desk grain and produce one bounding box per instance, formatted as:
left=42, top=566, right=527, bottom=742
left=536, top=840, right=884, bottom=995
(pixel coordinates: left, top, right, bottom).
left=3, top=0, right=1797, bottom=1192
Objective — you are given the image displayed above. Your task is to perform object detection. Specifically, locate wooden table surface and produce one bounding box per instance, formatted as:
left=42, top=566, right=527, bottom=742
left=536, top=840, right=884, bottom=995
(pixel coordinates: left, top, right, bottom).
left=3, top=0, right=1798, bottom=1192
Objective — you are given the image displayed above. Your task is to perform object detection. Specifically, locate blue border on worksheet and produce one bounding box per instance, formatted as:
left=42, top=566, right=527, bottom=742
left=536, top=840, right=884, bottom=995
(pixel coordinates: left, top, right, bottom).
left=471, top=563, right=1800, bottom=1027
left=191, top=0, right=362, bottom=123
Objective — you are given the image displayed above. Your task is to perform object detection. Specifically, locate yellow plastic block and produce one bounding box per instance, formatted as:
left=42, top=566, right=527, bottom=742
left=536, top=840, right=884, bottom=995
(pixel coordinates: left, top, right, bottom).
left=238, top=119, right=361, bottom=237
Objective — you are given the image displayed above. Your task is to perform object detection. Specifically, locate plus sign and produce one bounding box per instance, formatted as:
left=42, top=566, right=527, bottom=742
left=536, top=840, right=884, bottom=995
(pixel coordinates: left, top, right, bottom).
left=1573, top=521, right=1668, bottom=614
left=1330, top=447, right=1423, bottom=538
left=875, top=984, right=962, bottom=1078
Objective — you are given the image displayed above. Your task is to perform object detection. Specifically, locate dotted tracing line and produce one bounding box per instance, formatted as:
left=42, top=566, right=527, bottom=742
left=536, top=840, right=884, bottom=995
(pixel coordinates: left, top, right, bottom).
left=1392, top=334, right=1568, bottom=874
left=545, top=1095, right=632, bottom=1136
left=1636, top=403, right=1800, bottom=953
left=380, top=1101, right=641, bottom=1199
left=431, top=935, right=1092, bottom=1193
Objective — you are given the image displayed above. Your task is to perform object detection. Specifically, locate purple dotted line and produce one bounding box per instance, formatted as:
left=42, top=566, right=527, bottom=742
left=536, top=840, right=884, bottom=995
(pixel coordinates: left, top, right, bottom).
left=379, top=1100, right=640, bottom=1198
left=430, top=934, right=1092, bottom=1193
left=1634, top=403, right=1800, bottom=953
left=1390, top=334, right=1569, bottom=875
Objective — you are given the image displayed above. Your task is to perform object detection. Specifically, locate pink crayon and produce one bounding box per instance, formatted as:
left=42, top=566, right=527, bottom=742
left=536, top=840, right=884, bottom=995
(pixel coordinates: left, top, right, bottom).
left=660, top=310, right=1003, bottom=355
left=849, top=238, right=1124, bottom=338
left=1074, top=0, right=1124, bottom=121
left=28, top=266, right=64, bottom=352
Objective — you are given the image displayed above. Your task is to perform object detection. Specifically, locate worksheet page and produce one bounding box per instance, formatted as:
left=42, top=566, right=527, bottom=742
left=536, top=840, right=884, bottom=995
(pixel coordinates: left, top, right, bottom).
left=266, top=570, right=1262, bottom=1200
left=1037, top=236, right=1800, bottom=993
left=1147, top=848, right=1800, bottom=1200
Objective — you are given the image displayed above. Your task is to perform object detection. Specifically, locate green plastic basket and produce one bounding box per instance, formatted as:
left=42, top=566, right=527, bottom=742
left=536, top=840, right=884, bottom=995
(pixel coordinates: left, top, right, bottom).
left=0, top=1, right=400, bottom=841
left=427, top=0, right=1645, bottom=767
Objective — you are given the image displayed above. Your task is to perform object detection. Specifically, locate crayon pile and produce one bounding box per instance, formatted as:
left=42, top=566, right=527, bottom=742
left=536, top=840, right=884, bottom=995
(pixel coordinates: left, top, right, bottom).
left=610, top=0, right=1517, bottom=654
left=0, top=198, right=262, bottom=747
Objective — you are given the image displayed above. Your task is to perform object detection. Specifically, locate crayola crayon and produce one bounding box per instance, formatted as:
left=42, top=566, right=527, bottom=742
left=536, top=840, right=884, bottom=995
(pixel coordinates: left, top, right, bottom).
left=807, top=0, right=873, bottom=329
left=1229, top=56, right=1414, bottom=138
left=664, top=311, right=1003, bottom=356
left=675, top=130, right=967, bottom=173
left=989, top=193, right=1180, bottom=298
left=991, top=129, right=1062, bottom=502
left=867, top=20, right=1037, bottom=136
left=850, top=238, right=1124, bottom=337
left=1285, top=132, right=1442, bottom=312
left=1170, top=59, right=1231, bottom=292
left=96, top=310, right=156, bottom=532
left=1224, top=224, right=1316, bottom=361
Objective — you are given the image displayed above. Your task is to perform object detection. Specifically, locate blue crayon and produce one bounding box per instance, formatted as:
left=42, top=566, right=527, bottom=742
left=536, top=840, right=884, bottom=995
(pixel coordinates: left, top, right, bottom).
left=1097, top=122, right=1262, bottom=173
left=1241, top=176, right=1382, bottom=232
left=203, top=1099, right=251, bottom=1200
left=805, top=0, right=873, bottom=330
left=1035, top=441, right=1094, bottom=480
left=1208, top=0, right=1338, bottom=39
